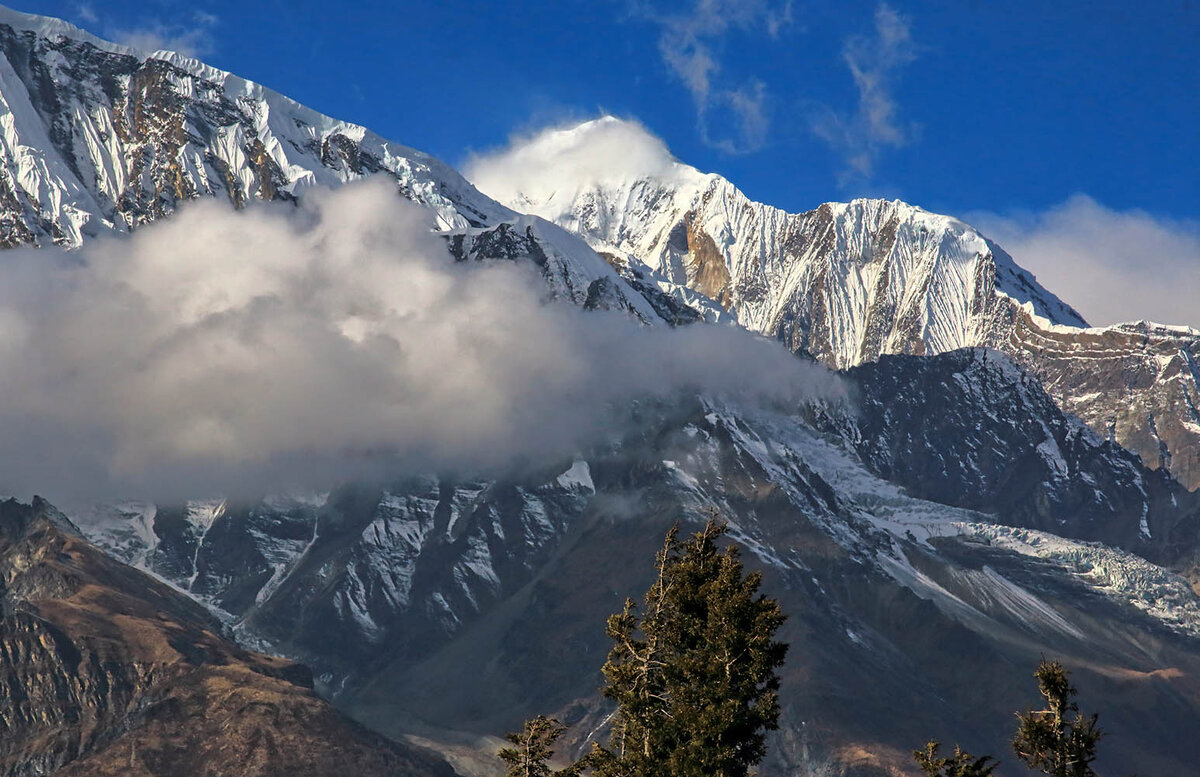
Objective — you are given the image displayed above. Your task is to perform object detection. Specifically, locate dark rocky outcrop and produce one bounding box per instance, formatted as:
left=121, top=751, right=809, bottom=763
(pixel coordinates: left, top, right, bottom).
left=815, top=348, right=1200, bottom=575
left=79, top=394, right=1200, bottom=776
left=0, top=498, right=455, bottom=777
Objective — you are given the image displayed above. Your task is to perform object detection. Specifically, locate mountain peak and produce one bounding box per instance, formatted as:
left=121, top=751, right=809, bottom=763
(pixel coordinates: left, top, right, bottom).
left=469, top=123, right=1088, bottom=358
left=0, top=13, right=514, bottom=245
left=0, top=5, right=123, bottom=51
left=465, top=115, right=706, bottom=219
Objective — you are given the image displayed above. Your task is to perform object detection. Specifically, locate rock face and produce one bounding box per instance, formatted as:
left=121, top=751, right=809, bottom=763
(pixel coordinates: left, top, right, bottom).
left=482, top=118, right=1200, bottom=490
left=813, top=348, right=1200, bottom=573
left=0, top=6, right=504, bottom=244
left=1004, top=318, right=1200, bottom=495
left=0, top=497, right=455, bottom=777
left=2, top=10, right=1200, bottom=777
left=79, top=381, right=1200, bottom=776
left=77, top=471, right=600, bottom=693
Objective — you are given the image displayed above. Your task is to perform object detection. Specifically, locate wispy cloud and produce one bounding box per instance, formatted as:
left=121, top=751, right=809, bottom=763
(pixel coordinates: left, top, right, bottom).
left=810, top=3, right=919, bottom=183
left=640, top=0, right=793, bottom=154
left=109, top=11, right=219, bottom=58
left=75, top=3, right=98, bottom=24
left=969, top=195, right=1200, bottom=329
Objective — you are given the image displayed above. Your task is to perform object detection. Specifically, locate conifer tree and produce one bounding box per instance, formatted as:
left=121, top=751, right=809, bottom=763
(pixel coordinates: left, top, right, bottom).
left=590, top=517, right=788, bottom=777
left=913, top=741, right=999, bottom=777
left=499, top=715, right=581, bottom=777
left=1012, top=660, right=1102, bottom=777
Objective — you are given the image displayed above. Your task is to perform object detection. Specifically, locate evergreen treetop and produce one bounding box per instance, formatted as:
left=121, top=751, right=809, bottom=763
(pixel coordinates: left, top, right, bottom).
left=913, top=741, right=999, bottom=777
left=498, top=516, right=788, bottom=777
left=592, top=517, right=788, bottom=777
left=499, top=715, right=581, bottom=777
left=1012, top=660, right=1103, bottom=777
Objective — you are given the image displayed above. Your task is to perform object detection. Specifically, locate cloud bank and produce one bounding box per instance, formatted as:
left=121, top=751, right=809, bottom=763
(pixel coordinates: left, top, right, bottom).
left=639, top=0, right=792, bottom=154
left=0, top=178, right=838, bottom=502
left=970, top=195, right=1200, bottom=330
left=464, top=116, right=678, bottom=214
left=810, top=3, right=919, bottom=183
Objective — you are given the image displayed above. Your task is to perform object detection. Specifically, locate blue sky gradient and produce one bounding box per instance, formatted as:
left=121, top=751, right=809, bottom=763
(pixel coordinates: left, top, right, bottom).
left=15, top=0, right=1198, bottom=218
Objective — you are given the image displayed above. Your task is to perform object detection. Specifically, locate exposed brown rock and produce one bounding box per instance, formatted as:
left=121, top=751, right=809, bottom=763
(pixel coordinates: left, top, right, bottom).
left=1000, top=314, right=1200, bottom=491
left=684, top=216, right=732, bottom=307
left=0, top=499, right=456, bottom=777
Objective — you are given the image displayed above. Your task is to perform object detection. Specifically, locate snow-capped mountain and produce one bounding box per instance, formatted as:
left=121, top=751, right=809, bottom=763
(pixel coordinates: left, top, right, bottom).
left=3, top=5, right=1191, bottom=492
left=77, top=371, right=1200, bottom=776
left=0, top=6, right=505, bottom=244
left=0, top=8, right=1199, bottom=777
left=473, top=117, right=1200, bottom=490
left=482, top=120, right=1086, bottom=362
left=0, top=7, right=704, bottom=330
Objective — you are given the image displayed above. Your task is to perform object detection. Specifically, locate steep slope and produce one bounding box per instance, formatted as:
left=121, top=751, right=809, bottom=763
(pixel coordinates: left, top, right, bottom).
left=78, top=382, right=1200, bottom=776
left=1006, top=317, right=1200, bottom=493
left=0, top=7, right=695, bottom=328
left=812, top=348, right=1200, bottom=574
left=0, top=6, right=503, bottom=243
left=474, top=117, right=1200, bottom=489
left=0, top=497, right=456, bottom=777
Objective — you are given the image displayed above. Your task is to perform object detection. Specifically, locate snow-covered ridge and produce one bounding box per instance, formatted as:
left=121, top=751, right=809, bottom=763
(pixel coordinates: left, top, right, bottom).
left=470, top=117, right=1200, bottom=490
left=0, top=12, right=720, bottom=338
left=0, top=5, right=135, bottom=56
left=0, top=10, right=702, bottom=335
left=0, top=7, right=512, bottom=245
left=1, top=10, right=1196, bottom=492
left=469, top=117, right=1088, bottom=367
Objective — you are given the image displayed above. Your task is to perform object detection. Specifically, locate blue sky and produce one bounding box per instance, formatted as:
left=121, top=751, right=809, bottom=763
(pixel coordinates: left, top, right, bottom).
left=12, top=0, right=1200, bottom=324
left=15, top=0, right=1197, bottom=217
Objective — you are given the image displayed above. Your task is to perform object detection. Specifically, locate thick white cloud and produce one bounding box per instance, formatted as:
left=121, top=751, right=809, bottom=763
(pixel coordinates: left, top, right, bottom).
left=970, top=195, right=1200, bottom=329
left=0, top=178, right=839, bottom=502
left=464, top=116, right=679, bottom=213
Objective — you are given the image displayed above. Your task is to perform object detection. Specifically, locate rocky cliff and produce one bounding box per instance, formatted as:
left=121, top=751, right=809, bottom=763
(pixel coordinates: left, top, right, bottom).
left=77, top=380, right=1200, bottom=776
left=0, top=497, right=455, bottom=777
left=478, top=117, right=1200, bottom=490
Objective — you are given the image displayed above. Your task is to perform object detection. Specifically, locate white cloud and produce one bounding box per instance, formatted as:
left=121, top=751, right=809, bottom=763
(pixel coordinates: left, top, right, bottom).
left=641, top=0, right=792, bottom=154
left=969, top=195, right=1200, bottom=329
left=109, top=11, right=218, bottom=58
left=0, top=178, right=839, bottom=502
left=464, top=116, right=679, bottom=214
left=76, top=3, right=98, bottom=24
left=810, top=3, right=919, bottom=183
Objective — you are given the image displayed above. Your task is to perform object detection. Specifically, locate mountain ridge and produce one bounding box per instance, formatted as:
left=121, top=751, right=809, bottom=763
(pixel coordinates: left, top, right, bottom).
left=0, top=495, right=457, bottom=777
left=0, top=11, right=1197, bottom=776
left=0, top=5, right=510, bottom=245
left=471, top=116, right=1200, bottom=489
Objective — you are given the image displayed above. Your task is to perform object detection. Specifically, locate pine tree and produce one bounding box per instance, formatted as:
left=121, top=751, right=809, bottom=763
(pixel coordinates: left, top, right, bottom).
left=591, top=517, right=788, bottom=777
left=913, top=741, right=999, bottom=777
left=499, top=715, right=581, bottom=777
left=1012, top=660, right=1102, bottom=777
